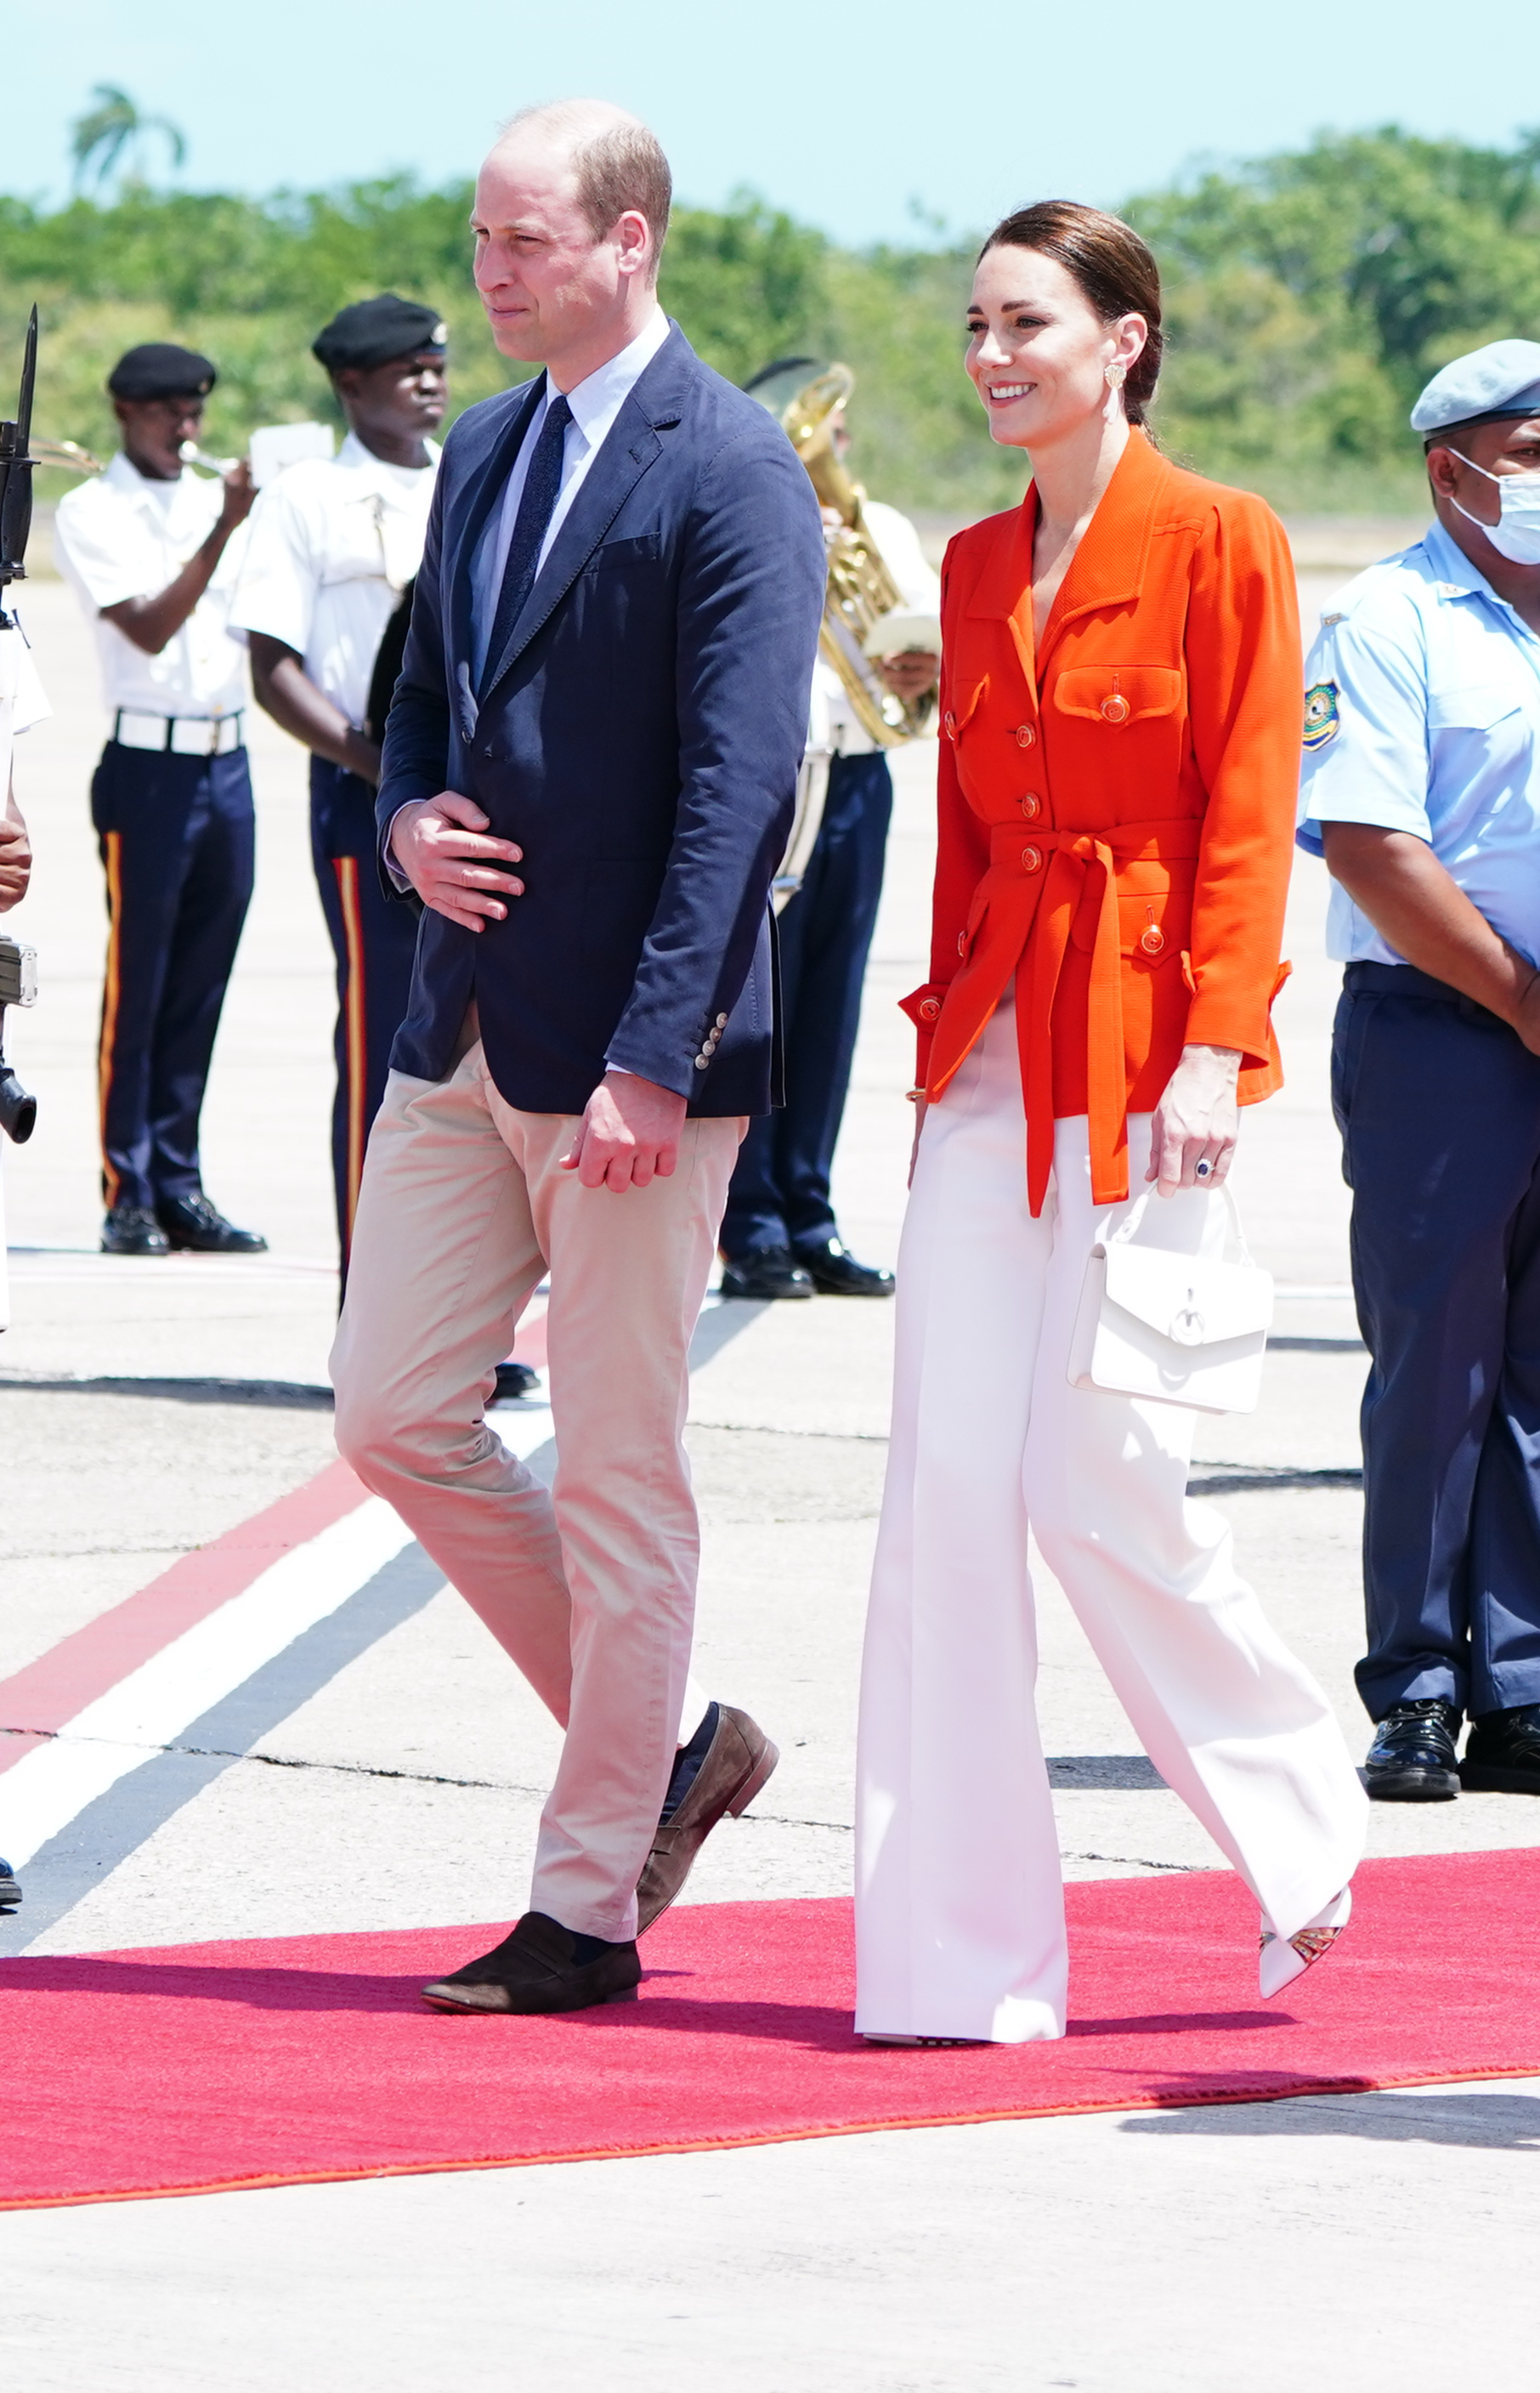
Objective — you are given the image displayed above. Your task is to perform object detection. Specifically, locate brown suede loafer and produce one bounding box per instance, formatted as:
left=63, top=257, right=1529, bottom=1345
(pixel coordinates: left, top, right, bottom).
left=421, top=1911, right=642, bottom=2015
left=637, top=1703, right=779, bottom=1933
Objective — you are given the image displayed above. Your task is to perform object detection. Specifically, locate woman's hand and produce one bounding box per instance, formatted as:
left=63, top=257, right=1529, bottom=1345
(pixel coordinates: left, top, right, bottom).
left=1146, top=1043, right=1241, bottom=1196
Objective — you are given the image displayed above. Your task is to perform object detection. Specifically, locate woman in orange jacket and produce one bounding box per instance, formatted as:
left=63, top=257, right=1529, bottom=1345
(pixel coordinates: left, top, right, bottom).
left=855, top=203, right=1367, bottom=2045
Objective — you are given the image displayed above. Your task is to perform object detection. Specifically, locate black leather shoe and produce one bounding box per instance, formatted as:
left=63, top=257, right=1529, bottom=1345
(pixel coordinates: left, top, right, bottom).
left=795, top=1237, right=896, bottom=1297
left=421, top=1911, right=641, bottom=2015
left=1459, top=1702, right=1540, bottom=1794
left=492, top=1361, right=541, bottom=1403
left=156, top=1194, right=268, bottom=1254
left=0, top=1857, right=20, bottom=1913
left=719, top=1245, right=814, bottom=1300
left=1364, top=1698, right=1462, bottom=1800
left=101, top=1204, right=169, bottom=1256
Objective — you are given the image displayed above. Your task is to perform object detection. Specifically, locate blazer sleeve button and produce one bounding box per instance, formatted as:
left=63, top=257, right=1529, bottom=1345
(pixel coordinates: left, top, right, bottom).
left=919, top=996, right=942, bottom=1022
left=716, top=1013, right=728, bottom=1029
left=694, top=1056, right=710, bottom=1070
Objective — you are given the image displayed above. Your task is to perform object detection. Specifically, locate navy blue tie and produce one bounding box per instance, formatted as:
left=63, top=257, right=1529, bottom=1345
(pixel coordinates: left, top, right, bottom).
left=479, top=390, right=573, bottom=699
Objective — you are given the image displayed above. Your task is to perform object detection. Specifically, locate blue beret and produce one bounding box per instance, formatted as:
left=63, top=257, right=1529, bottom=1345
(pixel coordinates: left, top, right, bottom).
left=1411, top=340, right=1540, bottom=436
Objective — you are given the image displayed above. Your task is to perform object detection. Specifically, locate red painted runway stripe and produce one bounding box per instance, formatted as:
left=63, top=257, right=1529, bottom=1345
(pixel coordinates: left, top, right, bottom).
left=0, top=1460, right=368, bottom=1775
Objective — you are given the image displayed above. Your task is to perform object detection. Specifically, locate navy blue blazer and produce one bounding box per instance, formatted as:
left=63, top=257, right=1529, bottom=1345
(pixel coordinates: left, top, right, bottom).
left=377, top=324, right=826, bottom=1117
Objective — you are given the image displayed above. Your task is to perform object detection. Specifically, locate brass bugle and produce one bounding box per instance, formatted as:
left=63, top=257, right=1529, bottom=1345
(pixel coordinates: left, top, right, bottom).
left=31, top=437, right=103, bottom=473
left=179, top=439, right=240, bottom=475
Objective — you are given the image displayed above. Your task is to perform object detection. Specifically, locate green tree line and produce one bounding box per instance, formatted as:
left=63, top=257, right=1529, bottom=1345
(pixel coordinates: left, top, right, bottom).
left=4, top=126, right=1539, bottom=519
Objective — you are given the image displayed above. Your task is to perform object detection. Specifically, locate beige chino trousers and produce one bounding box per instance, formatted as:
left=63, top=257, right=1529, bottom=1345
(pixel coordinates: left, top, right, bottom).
left=331, top=1039, right=744, bottom=1941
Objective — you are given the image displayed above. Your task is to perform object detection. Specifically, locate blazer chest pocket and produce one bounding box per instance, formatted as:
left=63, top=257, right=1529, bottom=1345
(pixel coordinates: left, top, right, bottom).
left=586, top=534, right=665, bottom=571
left=1054, top=665, right=1182, bottom=727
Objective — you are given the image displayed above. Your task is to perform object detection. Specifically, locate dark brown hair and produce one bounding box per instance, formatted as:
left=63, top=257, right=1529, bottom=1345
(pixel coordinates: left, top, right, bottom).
left=978, top=201, right=1163, bottom=427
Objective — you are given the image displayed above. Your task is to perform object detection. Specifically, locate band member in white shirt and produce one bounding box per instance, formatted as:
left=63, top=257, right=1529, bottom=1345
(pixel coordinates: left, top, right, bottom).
left=722, top=356, right=941, bottom=1299
left=54, top=342, right=264, bottom=1256
left=233, top=297, right=446, bottom=1276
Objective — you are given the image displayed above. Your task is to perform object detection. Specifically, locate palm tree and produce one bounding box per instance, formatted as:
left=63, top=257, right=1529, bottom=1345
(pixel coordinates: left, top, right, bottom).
left=70, top=87, right=187, bottom=194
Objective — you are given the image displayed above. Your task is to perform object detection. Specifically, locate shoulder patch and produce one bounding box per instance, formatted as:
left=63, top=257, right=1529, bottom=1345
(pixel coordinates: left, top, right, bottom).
left=1303, top=681, right=1340, bottom=751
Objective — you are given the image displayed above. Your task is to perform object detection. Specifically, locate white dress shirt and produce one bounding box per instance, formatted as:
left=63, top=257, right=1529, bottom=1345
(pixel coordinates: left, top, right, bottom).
left=0, top=615, right=49, bottom=797
left=812, top=499, right=942, bottom=757
left=53, top=454, right=250, bottom=718
left=230, top=432, right=440, bottom=729
left=470, top=305, right=672, bottom=685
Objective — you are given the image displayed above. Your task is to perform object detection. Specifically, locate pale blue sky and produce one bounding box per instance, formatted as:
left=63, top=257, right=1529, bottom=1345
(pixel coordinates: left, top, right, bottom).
left=8, top=0, right=1530, bottom=247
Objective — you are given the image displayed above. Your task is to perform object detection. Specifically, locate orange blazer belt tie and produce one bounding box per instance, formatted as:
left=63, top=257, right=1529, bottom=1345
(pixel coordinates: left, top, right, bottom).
left=929, top=816, right=1205, bottom=1215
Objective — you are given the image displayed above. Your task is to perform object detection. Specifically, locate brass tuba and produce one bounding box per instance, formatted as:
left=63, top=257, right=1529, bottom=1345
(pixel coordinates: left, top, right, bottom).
left=778, top=364, right=937, bottom=747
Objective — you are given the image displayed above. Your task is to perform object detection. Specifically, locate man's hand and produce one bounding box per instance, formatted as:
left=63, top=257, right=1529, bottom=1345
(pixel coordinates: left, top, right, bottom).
left=562, top=1070, right=687, bottom=1191
left=878, top=649, right=941, bottom=705
left=389, top=792, right=524, bottom=931
left=0, top=793, right=31, bottom=913
left=218, top=459, right=256, bottom=533
left=1147, top=1044, right=1241, bottom=1196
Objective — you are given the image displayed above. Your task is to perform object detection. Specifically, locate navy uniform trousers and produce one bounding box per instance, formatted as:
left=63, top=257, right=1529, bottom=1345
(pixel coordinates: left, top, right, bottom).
left=721, top=749, right=893, bottom=1260
left=92, top=740, right=254, bottom=1214
left=309, top=757, right=421, bottom=1271
left=1333, top=959, right=1540, bottom=1721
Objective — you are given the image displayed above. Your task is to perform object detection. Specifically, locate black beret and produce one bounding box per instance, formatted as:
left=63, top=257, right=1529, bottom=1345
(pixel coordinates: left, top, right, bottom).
left=108, top=343, right=217, bottom=401
left=312, top=295, right=448, bottom=375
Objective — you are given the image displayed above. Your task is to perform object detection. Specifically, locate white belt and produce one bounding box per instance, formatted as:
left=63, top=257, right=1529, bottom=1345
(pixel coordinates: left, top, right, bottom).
left=113, top=710, right=245, bottom=757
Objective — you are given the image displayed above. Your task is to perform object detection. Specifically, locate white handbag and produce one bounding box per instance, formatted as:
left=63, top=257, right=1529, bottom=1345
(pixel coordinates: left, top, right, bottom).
left=1067, top=1184, right=1273, bottom=1415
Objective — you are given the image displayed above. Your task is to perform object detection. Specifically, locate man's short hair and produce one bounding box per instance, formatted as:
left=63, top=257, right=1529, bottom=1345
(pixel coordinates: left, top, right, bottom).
left=507, top=101, right=672, bottom=257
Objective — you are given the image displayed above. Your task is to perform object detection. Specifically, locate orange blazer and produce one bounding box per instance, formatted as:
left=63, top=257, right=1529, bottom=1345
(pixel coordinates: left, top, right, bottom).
left=904, top=428, right=1300, bottom=1215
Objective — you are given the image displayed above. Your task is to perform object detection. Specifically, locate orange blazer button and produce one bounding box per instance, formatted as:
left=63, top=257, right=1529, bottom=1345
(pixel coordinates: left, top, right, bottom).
left=957, top=932, right=966, bottom=956
left=1020, top=793, right=1041, bottom=819
left=943, top=710, right=956, bottom=740
left=1015, top=723, right=1036, bottom=748
left=1022, top=845, right=1043, bottom=874
left=1139, top=923, right=1165, bottom=956
left=1100, top=692, right=1131, bottom=724
left=920, top=995, right=942, bottom=1022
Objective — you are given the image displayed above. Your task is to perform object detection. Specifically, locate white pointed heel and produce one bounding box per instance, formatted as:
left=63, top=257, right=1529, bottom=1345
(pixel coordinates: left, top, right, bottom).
left=1259, top=1885, right=1352, bottom=1999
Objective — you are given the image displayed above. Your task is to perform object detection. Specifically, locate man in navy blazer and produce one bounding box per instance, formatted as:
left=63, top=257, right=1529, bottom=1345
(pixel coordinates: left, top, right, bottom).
left=331, top=100, right=825, bottom=2016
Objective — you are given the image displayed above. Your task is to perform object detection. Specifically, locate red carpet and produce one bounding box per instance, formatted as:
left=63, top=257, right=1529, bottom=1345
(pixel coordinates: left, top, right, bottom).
left=3, top=1850, right=1537, bottom=2209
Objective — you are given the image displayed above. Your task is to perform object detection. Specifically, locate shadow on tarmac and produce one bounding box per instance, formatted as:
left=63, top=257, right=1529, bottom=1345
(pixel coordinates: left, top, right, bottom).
left=1121, top=2088, right=1540, bottom=2147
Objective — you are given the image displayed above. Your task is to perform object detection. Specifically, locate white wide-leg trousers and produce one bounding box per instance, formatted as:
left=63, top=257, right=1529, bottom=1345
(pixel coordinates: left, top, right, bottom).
left=855, top=999, right=1367, bottom=2043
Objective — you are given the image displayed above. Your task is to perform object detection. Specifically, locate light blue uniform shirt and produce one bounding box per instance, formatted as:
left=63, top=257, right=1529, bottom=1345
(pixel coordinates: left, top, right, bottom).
left=1296, top=516, right=1540, bottom=967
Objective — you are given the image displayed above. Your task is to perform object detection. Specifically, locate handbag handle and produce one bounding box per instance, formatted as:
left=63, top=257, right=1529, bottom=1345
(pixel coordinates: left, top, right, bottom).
left=1106, top=1179, right=1256, bottom=1268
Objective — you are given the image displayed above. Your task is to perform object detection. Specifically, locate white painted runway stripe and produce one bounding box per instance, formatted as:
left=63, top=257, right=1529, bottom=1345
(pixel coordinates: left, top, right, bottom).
left=3, top=1403, right=558, bottom=1870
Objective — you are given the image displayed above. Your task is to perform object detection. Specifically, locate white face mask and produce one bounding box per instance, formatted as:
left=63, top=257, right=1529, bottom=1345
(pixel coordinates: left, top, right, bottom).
left=1450, top=453, right=1540, bottom=564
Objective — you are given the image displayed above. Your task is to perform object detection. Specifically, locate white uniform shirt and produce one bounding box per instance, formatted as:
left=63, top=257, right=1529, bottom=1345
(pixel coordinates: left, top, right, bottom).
left=231, top=432, right=440, bottom=729
left=0, top=615, right=49, bottom=798
left=53, top=454, right=250, bottom=718
left=811, top=499, right=942, bottom=757
left=469, top=305, right=672, bottom=683
left=1298, top=516, right=1540, bottom=967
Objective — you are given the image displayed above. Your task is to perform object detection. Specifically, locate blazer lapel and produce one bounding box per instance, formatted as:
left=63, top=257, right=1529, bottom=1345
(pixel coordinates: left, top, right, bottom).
left=478, top=330, right=692, bottom=706
left=1035, top=430, right=1165, bottom=673
left=444, top=378, right=545, bottom=737
left=967, top=492, right=1039, bottom=693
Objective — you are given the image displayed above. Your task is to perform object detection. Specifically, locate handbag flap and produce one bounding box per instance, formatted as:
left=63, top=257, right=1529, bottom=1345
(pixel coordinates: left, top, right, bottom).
left=1100, top=1242, right=1273, bottom=1346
